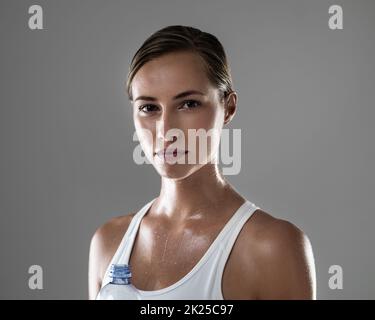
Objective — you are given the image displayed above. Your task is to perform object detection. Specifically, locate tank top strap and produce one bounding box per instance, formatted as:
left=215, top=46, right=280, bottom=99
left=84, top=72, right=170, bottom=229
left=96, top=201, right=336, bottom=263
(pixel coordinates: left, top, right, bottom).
left=213, top=201, right=260, bottom=294
left=101, top=198, right=157, bottom=289
left=117, top=198, right=157, bottom=264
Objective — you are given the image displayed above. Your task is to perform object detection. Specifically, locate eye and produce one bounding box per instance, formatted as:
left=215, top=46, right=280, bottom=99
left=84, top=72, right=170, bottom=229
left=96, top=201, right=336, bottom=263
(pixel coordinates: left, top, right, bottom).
left=180, top=100, right=201, bottom=110
left=138, top=104, right=159, bottom=114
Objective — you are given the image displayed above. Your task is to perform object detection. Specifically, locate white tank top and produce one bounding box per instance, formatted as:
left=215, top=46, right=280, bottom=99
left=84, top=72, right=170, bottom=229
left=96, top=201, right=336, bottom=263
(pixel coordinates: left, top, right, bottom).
left=97, top=197, right=260, bottom=300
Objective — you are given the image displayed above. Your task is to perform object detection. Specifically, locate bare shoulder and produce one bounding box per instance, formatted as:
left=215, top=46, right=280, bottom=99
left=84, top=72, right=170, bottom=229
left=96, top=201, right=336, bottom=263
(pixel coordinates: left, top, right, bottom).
left=88, top=212, right=136, bottom=299
left=241, top=209, right=316, bottom=299
left=90, top=213, right=137, bottom=266
left=91, top=213, right=136, bottom=255
left=245, top=209, right=309, bottom=251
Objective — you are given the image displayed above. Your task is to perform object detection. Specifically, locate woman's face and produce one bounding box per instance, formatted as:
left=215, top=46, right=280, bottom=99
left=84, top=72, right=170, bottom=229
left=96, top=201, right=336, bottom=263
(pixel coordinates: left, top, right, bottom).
left=131, top=51, right=227, bottom=180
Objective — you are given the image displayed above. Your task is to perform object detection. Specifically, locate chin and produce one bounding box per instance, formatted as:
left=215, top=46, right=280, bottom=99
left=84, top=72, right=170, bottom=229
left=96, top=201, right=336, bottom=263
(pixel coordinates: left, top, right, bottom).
left=154, top=163, right=204, bottom=180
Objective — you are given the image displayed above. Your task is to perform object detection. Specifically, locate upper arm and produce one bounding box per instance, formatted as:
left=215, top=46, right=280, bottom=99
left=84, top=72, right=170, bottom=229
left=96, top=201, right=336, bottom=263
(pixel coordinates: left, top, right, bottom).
left=88, top=215, right=134, bottom=300
left=254, top=219, right=316, bottom=300
left=88, top=226, right=105, bottom=300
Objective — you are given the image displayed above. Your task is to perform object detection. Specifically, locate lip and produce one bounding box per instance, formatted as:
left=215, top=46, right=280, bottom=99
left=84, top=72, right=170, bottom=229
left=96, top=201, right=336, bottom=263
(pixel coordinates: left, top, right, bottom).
left=154, top=148, right=188, bottom=159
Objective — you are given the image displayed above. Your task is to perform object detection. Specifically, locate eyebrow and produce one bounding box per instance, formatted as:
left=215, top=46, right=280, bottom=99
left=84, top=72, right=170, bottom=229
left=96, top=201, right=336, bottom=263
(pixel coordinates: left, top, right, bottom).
left=134, top=90, right=205, bottom=102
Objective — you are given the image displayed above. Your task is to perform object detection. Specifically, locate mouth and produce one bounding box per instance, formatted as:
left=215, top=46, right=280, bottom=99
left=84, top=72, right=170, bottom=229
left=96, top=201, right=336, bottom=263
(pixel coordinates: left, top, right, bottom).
left=154, top=149, right=189, bottom=159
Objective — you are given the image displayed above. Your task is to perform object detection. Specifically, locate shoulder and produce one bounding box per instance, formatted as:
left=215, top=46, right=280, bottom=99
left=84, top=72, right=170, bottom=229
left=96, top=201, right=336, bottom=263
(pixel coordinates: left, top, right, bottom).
left=91, top=213, right=134, bottom=244
left=241, top=209, right=316, bottom=299
left=90, top=213, right=136, bottom=273
left=88, top=213, right=136, bottom=299
left=247, top=210, right=309, bottom=254
left=90, top=213, right=136, bottom=252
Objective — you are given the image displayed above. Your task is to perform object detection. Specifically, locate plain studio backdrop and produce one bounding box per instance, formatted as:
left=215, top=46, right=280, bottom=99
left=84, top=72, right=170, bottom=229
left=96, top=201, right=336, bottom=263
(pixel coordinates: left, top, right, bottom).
left=0, top=0, right=374, bottom=299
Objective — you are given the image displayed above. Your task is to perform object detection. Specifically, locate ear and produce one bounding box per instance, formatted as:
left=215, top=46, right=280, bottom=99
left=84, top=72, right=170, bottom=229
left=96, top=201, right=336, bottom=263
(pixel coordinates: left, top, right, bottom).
left=223, top=91, right=238, bottom=126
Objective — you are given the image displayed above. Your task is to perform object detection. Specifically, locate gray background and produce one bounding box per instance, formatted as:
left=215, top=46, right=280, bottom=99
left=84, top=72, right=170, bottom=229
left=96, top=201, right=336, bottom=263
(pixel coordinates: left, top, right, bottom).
left=0, top=0, right=374, bottom=299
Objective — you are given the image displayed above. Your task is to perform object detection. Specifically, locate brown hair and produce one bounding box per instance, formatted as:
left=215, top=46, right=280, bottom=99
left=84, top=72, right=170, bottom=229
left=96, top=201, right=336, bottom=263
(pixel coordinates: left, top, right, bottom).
left=126, top=25, right=234, bottom=102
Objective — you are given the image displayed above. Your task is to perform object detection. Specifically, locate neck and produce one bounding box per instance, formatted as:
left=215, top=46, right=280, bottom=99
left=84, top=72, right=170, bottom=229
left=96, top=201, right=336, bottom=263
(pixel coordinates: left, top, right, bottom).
left=153, top=163, right=242, bottom=222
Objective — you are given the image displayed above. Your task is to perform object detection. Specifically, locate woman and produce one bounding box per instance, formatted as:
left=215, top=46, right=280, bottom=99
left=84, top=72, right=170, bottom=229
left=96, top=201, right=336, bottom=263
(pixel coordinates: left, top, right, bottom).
left=89, top=25, right=316, bottom=300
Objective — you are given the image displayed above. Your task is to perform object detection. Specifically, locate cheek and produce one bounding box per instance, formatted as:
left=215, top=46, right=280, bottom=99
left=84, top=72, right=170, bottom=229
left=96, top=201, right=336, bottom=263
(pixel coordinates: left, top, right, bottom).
left=185, top=106, right=224, bottom=161
left=185, top=106, right=223, bottom=131
left=134, top=112, right=155, bottom=134
left=134, top=117, right=155, bottom=149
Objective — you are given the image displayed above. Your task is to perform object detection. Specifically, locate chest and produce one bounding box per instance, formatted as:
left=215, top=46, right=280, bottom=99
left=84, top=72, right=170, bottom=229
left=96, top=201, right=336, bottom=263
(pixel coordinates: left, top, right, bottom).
left=127, top=218, right=258, bottom=299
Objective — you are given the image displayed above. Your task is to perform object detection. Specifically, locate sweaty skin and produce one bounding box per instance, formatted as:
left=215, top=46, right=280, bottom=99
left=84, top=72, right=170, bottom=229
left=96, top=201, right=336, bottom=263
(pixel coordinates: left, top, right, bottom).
left=88, top=51, right=316, bottom=300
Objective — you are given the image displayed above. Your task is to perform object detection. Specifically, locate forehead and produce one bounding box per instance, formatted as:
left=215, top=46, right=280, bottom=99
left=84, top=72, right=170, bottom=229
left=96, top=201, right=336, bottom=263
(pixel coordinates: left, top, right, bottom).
left=131, top=51, right=213, bottom=99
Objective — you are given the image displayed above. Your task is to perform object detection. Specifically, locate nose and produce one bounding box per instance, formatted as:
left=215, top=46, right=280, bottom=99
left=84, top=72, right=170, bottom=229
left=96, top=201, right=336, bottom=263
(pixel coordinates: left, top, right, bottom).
left=156, top=112, right=180, bottom=147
